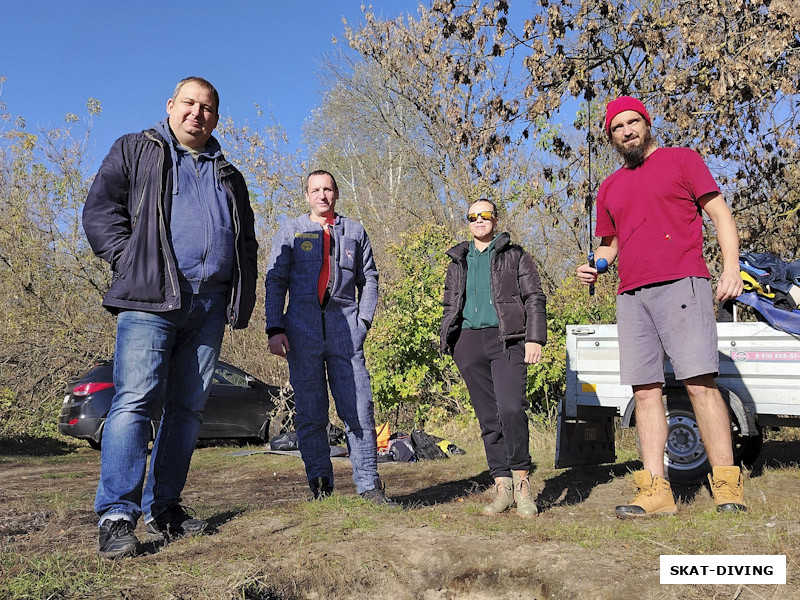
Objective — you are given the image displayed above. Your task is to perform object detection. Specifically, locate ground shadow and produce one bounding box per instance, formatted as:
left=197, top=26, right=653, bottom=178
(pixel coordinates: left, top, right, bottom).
left=748, top=438, right=800, bottom=479
left=393, top=470, right=494, bottom=506
left=139, top=508, right=247, bottom=555
left=536, top=460, right=640, bottom=512
left=0, top=435, right=78, bottom=456
left=393, top=461, right=548, bottom=507
left=205, top=508, right=248, bottom=532
left=670, top=480, right=706, bottom=504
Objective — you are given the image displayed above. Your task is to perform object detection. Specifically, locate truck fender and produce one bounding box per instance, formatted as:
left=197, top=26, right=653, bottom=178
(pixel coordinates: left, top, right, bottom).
left=719, top=384, right=758, bottom=437
left=622, top=397, right=636, bottom=428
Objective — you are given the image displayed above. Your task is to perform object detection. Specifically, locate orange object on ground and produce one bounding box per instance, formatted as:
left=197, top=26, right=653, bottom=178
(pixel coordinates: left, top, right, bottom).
left=375, top=422, right=391, bottom=451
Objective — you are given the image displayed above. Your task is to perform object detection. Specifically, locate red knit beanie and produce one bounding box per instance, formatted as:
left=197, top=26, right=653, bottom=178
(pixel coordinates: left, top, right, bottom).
left=605, top=96, right=651, bottom=135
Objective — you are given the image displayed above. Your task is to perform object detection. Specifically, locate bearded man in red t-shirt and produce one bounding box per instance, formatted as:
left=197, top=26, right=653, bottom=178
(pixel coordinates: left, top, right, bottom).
left=577, top=96, right=746, bottom=518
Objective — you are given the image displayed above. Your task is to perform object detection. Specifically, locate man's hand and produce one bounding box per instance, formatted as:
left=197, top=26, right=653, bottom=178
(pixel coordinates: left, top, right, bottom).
left=716, top=269, right=744, bottom=302
left=524, top=342, right=542, bottom=364
left=577, top=262, right=598, bottom=286
left=268, top=333, right=290, bottom=358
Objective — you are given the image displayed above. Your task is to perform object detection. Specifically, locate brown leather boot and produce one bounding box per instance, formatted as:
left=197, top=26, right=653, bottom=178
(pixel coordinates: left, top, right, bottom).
left=708, top=466, right=747, bottom=512
left=482, top=476, right=513, bottom=515
left=512, top=471, right=538, bottom=518
left=615, top=470, right=677, bottom=519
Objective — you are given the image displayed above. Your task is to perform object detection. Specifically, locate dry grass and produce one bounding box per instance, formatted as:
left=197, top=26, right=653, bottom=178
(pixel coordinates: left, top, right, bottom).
left=1, top=426, right=799, bottom=599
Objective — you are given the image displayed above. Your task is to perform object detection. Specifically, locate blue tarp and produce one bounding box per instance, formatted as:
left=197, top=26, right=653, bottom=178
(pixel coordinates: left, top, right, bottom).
left=736, top=292, right=800, bottom=335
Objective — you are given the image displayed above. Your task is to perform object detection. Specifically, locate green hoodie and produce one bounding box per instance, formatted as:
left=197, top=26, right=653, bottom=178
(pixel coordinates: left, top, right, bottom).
left=461, top=237, right=499, bottom=330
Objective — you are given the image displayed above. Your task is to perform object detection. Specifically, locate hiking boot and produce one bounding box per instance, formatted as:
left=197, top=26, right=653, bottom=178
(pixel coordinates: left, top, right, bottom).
left=482, top=476, right=513, bottom=515
left=615, top=470, right=677, bottom=519
left=512, top=471, right=538, bottom=518
left=708, top=465, right=747, bottom=513
left=145, top=505, right=207, bottom=542
left=309, top=476, right=334, bottom=500
left=359, top=478, right=399, bottom=507
left=98, top=518, right=139, bottom=559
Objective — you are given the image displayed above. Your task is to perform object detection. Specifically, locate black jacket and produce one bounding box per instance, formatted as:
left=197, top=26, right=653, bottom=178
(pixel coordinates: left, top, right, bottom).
left=83, top=129, right=258, bottom=328
left=440, top=232, right=547, bottom=354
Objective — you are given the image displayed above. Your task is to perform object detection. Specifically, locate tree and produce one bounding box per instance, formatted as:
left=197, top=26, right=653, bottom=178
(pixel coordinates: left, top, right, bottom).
left=0, top=95, right=113, bottom=437
left=382, top=0, right=800, bottom=261
left=364, top=223, right=469, bottom=423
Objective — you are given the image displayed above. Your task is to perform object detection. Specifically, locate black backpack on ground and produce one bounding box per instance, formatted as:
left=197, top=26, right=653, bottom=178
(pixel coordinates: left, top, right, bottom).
left=411, top=430, right=448, bottom=460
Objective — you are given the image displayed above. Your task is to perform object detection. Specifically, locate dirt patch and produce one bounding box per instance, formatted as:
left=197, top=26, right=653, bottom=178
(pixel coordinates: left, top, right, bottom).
left=1, top=434, right=799, bottom=599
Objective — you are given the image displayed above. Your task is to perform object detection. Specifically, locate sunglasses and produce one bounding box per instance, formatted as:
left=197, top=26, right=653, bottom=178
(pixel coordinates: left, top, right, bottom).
left=467, top=211, right=495, bottom=222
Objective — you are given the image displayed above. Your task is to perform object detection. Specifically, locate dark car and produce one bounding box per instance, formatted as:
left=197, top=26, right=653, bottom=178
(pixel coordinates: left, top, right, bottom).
left=59, top=359, right=293, bottom=449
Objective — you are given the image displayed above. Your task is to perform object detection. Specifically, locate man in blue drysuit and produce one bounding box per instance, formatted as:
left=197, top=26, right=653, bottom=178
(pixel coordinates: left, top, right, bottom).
left=265, top=169, right=396, bottom=505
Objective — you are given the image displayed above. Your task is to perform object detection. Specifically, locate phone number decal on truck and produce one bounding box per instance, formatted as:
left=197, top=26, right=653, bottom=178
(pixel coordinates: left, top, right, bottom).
left=730, top=351, right=800, bottom=362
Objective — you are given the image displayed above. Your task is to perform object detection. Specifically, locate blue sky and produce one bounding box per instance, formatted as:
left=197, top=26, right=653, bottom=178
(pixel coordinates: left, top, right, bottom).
left=0, top=1, right=422, bottom=170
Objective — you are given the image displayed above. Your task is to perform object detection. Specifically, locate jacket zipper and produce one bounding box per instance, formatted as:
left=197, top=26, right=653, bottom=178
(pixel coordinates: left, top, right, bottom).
left=132, top=184, right=146, bottom=230
left=489, top=249, right=502, bottom=338
left=225, top=168, right=242, bottom=327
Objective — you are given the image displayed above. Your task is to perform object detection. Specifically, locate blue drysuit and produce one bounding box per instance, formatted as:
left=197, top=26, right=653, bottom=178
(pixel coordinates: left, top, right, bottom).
left=265, top=214, right=379, bottom=493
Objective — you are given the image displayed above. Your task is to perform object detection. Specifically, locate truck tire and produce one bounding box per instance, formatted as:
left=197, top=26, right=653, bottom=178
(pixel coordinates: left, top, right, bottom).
left=661, top=389, right=763, bottom=484
left=663, top=393, right=710, bottom=484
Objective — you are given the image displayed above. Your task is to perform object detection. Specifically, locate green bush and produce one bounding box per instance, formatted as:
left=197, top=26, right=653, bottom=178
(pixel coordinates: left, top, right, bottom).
left=366, top=224, right=618, bottom=426
left=528, top=275, right=617, bottom=420
left=366, top=224, right=469, bottom=424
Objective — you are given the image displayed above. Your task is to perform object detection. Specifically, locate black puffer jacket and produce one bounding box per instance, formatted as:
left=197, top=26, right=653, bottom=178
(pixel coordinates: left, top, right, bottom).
left=440, top=232, right=547, bottom=355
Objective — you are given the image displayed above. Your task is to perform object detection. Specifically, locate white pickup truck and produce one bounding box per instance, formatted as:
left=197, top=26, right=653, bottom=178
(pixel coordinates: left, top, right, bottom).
left=556, top=320, right=800, bottom=482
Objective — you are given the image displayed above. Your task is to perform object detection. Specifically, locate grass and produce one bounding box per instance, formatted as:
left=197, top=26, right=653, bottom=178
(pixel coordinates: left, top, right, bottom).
left=0, top=550, right=115, bottom=600
left=2, top=422, right=799, bottom=599
left=41, top=471, right=87, bottom=479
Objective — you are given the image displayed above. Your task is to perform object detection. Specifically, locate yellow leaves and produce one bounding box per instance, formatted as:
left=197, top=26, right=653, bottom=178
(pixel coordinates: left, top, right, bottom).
left=86, top=98, right=102, bottom=115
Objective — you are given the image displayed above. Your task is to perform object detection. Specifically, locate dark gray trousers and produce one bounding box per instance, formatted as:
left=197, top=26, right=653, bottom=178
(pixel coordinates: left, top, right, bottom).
left=452, top=327, right=531, bottom=479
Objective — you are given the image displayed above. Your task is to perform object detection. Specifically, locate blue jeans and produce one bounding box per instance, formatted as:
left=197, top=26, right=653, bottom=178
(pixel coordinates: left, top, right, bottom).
left=94, top=292, right=227, bottom=525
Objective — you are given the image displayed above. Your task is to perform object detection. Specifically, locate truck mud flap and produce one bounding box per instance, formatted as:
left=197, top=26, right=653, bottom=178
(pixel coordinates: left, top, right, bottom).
left=555, top=405, right=617, bottom=469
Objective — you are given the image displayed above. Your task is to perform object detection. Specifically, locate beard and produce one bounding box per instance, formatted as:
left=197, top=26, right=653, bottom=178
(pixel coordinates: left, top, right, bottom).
left=615, top=127, right=653, bottom=168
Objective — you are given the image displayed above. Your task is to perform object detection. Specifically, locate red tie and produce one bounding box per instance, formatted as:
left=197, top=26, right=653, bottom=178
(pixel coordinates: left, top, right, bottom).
left=317, top=217, right=335, bottom=304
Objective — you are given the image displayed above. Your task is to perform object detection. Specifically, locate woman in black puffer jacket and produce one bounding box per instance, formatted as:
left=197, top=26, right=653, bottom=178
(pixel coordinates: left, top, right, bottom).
left=440, top=199, right=547, bottom=518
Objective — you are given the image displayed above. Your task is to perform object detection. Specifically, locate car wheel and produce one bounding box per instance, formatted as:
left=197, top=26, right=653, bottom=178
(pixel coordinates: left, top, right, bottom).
left=267, top=408, right=294, bottom=441
left=88, top=421, right=104, bottom=450
left=88, top=421, right=159, bottom=451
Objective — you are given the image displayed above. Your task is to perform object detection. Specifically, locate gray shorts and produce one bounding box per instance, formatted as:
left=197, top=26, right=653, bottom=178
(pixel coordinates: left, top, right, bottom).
left=616, top=277, right=718, bottom=386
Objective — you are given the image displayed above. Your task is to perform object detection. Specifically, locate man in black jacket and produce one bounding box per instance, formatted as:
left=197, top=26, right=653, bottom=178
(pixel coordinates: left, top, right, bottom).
left=83, top=77, right=257, bottom=559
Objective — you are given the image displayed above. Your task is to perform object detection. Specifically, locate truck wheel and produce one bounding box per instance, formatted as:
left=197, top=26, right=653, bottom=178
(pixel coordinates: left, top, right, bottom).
left=664, top=393, right=710, bottom=484
left=663, top=391, right=763, bottom=484
left=731, top=419, right=763, bottom=468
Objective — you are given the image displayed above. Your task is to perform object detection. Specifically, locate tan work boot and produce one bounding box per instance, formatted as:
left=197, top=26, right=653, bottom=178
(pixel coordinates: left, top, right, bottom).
left=615, top=470, right=677, bottom=519
left=482, top=476, right=513, bottom=515
left=512, top=471, right=538, bottom=518
left=708, top=465, right=747, bottom=513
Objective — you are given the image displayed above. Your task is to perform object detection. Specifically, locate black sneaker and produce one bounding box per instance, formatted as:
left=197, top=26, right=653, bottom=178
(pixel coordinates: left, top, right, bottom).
left=98, top=518, right=139, bottom=559
left=145, top=505, right=207, bottom=541
left=359, top=478, right=399, bottom=507
left=309, top=476, right=334, bottom=500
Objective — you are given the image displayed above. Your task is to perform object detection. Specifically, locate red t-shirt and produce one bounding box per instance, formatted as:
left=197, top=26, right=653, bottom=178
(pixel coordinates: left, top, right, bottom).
left=595, top=147, right=720, bottom=293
